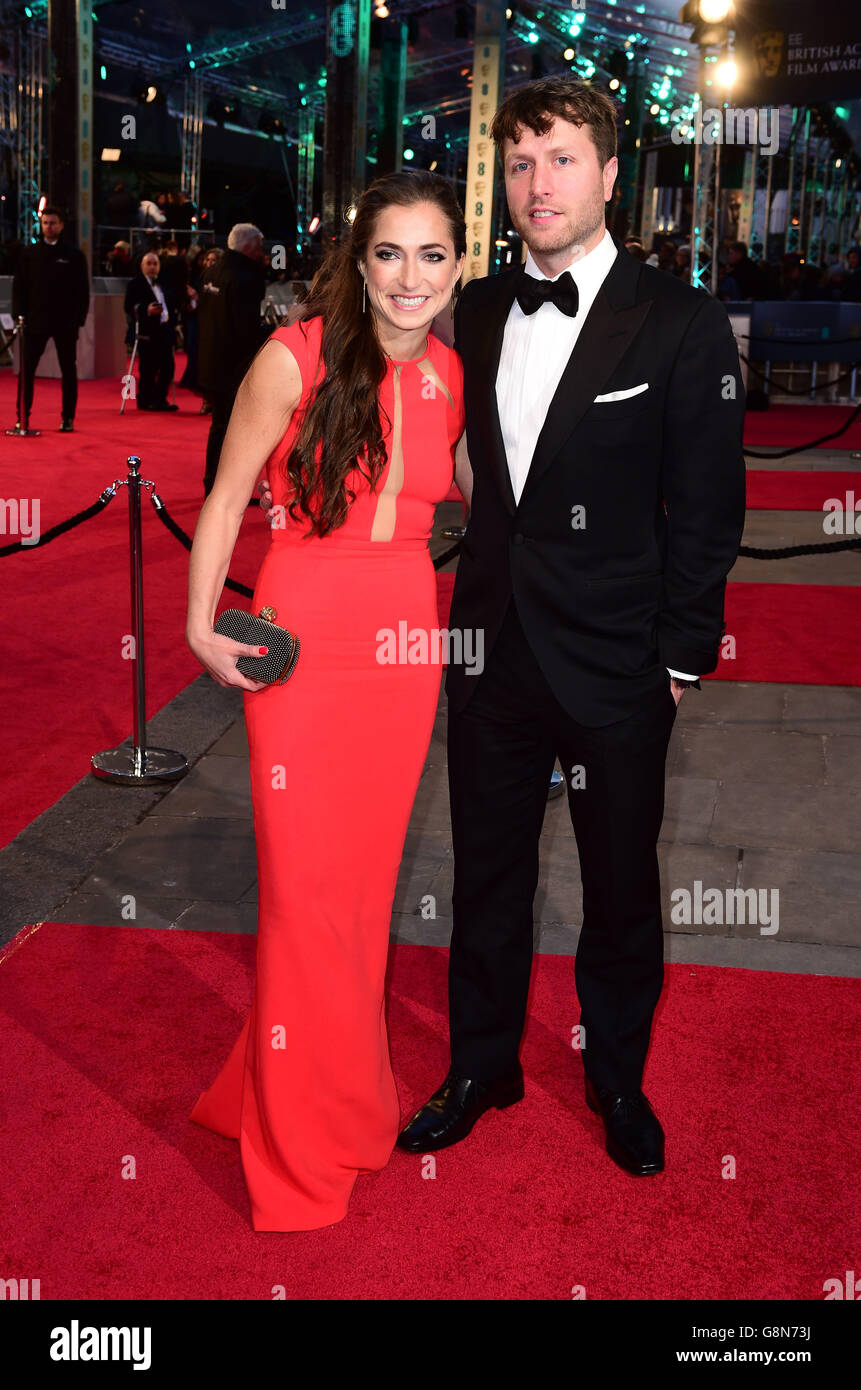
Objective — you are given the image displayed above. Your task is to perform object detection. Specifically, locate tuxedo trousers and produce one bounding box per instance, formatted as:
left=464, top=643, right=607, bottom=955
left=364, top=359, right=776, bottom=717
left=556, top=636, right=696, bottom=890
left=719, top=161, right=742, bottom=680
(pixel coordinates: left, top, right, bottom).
left=137, top=326, right=174, bottom=408
left=23, top=325, right=78, bottom=421
left=447, top=594, right=677, bottom=1094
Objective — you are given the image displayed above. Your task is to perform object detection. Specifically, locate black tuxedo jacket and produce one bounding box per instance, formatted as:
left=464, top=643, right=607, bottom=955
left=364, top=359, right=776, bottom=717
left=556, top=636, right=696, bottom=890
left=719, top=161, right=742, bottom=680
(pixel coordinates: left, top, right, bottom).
left=124, top=272, right=177, bottom=340
left=446, top=237, right=746, bottom=727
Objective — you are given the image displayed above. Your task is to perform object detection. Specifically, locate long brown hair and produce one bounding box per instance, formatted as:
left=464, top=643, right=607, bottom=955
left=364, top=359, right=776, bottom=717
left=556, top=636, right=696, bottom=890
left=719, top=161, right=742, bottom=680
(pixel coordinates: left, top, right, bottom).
left=283, top=170, right=466, bottom=538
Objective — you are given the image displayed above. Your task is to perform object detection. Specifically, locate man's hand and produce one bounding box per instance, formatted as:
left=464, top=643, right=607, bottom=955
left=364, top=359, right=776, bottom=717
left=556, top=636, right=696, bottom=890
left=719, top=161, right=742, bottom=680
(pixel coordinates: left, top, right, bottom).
left=670, top=678, right=686, bottom=707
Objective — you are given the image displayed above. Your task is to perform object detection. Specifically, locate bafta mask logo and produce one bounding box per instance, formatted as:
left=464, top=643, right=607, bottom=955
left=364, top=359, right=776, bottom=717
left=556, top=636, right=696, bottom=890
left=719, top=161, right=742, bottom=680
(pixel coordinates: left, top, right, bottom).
left=753, top=29, right=784, bottom=79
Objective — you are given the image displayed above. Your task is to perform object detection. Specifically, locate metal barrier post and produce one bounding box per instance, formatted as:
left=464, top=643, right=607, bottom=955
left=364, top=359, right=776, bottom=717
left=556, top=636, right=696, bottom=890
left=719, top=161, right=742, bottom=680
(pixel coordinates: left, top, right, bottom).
left=4, top=317, right=42, bottom=437
left=91, top=454, right=188, bottom=785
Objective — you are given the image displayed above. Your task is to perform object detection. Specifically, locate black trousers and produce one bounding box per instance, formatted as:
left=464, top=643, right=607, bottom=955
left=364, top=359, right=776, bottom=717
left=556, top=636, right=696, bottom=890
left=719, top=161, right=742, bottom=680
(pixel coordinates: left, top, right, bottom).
left=447, top=595, right=677, bottom=1094
left=22, top=324, right=79, bottom=421
left=137, top=327, right=174, bottom=408
left=203, top=389, right=236, bottom=494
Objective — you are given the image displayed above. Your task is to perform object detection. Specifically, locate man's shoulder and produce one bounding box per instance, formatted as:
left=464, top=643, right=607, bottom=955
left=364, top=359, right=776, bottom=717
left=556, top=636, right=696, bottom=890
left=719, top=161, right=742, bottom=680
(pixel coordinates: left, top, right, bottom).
left=637, top=260, right=719, bottom=316
left=461, top=265, right=520, bottom=304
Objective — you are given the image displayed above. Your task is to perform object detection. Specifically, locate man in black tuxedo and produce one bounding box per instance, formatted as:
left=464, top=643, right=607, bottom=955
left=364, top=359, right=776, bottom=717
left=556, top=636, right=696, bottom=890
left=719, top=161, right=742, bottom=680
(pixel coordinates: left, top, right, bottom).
left=398, top=78, right=746, bottom=1175
left=124, top=251, right=178, bottom=411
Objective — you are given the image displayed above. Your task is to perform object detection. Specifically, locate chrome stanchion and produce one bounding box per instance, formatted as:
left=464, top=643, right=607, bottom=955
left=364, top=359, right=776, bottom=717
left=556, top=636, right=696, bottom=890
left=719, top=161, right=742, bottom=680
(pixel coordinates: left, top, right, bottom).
left=91, top=455, right=188, bottom=785
left=4, top=317, right=41, bottom=437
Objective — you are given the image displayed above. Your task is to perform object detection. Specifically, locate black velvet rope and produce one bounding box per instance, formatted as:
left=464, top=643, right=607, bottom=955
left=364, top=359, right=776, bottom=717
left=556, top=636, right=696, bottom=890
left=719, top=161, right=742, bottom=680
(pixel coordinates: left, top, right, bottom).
left=744, top=400, right=861, bottom=458
left=738, top=352, right=860, bottom=396
left=0, top=483, right=858, bottom=568
left=0, top=487, right=117, bottom=558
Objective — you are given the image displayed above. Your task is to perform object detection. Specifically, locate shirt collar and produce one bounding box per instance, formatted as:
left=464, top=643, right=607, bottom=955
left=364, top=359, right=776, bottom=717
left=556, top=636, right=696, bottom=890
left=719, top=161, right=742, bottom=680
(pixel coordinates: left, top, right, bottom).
left=524, top=226, right=616, bottom=287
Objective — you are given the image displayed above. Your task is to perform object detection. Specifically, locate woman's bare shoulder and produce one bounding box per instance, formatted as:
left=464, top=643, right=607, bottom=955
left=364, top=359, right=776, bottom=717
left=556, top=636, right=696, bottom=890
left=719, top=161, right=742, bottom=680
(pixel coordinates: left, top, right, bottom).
left=247, top=334, right=304, bottom=411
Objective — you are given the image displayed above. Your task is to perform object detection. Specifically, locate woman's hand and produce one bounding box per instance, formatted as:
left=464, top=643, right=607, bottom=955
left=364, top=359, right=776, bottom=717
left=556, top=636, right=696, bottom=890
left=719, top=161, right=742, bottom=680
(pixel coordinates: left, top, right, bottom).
left=186, top=627, right=271, bottom=692
left=256, top=475, right=280, bottom=525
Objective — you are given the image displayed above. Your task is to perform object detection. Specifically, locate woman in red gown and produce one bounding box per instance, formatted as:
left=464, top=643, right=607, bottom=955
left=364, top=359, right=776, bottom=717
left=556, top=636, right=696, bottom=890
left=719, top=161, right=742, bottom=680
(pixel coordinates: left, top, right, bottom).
left=185, top=171, right=468, bottom=1230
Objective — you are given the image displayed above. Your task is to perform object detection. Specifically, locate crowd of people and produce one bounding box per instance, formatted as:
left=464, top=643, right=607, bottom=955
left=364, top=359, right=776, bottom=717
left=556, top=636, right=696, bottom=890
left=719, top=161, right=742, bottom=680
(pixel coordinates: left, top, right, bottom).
left=103, top=182, right=199, bottom=239
left=623, top=232, right=861, bottom=302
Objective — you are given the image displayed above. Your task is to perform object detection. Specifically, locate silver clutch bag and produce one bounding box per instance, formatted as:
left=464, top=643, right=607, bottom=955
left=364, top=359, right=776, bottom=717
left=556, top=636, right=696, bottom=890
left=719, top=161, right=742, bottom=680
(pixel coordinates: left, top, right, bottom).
left=213, top=605, right=300, bottom=685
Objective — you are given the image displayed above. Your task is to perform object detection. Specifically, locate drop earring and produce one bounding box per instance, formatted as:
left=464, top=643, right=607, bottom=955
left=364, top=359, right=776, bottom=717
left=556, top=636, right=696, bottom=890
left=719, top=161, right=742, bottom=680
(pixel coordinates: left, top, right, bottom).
left=362, top=277, right=367, bottom=314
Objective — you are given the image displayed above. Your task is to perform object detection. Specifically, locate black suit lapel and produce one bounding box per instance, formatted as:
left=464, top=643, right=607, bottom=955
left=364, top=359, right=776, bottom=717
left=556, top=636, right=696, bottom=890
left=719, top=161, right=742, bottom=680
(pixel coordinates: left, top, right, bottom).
left=517, top=245, right=653, bottom=509
left=469, top=269, right=520, bottom=516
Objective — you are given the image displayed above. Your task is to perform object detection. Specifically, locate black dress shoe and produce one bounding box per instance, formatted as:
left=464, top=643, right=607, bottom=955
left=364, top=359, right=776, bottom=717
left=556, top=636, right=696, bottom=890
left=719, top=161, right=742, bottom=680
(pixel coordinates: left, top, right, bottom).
left=59, top=418, right=74, bottom=432
left=396, top=1067, right=524, bottom=1153
left=585, top=1077, right=665, bottom=1176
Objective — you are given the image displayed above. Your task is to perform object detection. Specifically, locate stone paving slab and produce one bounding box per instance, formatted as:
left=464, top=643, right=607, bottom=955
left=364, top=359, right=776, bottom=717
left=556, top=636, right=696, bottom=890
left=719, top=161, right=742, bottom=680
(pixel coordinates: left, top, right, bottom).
left=672, top=726, right=826, bottom=785
left=734, top=848, right=861, bottom=947
left=743, top=446, right=861, bottom=470
left=75, top=815, right=258, bottom=908
left=711, top=782, right=861, bottom=854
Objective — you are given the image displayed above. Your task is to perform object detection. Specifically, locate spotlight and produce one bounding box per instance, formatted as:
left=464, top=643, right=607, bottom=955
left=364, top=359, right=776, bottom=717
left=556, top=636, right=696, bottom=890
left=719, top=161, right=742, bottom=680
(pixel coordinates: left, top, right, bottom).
left=698, top=0, right=731, bottom=21
left=308, top=215, right=320, bottom=234
left=715, top=59, right=737, bottom=88
left=258, top=111, right=286, bottom=136
left=563, top=47, right=575, bottom=61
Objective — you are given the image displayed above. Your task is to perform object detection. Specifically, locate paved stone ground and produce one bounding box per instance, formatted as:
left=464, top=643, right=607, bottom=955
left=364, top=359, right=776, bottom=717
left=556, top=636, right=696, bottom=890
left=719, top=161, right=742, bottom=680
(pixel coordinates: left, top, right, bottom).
left=3, top=445, right=859, bottom=977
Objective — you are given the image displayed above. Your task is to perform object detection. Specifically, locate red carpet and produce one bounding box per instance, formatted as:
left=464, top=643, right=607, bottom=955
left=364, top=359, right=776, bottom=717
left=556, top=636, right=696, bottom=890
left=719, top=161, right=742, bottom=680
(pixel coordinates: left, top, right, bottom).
left=0, top=921, right=856, bottom=1300
left=436, top=574, right=861, bottom=686
left=745, top=469, right=861, bottom=511
left=0, top=369, right=269, bottom=847
left=743, top=402, right=861, bottom=450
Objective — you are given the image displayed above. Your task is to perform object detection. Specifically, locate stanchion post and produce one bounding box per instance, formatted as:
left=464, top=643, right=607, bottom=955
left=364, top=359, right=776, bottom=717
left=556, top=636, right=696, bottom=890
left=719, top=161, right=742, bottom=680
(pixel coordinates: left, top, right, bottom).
left=129, top=455, right=147, bottom=767
left=4, top=317, right=42, bottom=437
left=91, top=454, right=188, bottom=786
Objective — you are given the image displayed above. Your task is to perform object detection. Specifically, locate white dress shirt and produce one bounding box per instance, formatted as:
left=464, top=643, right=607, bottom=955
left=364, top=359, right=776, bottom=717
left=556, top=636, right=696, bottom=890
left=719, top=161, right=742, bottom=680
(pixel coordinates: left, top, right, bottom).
left=147, top=276, right=169, bottom=323
left=495, top=227, right=696, bottom=683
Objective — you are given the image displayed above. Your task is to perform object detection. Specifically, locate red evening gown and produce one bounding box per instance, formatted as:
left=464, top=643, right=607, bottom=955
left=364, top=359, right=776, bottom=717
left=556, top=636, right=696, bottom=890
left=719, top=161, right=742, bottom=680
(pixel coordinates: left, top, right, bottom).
left=189, top=314, right=464, bottom=1230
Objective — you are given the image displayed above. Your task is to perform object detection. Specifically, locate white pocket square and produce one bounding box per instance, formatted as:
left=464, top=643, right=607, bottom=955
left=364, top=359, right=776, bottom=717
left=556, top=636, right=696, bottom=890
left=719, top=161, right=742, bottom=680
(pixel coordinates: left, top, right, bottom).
left=593, top=383, right=649, bottom=403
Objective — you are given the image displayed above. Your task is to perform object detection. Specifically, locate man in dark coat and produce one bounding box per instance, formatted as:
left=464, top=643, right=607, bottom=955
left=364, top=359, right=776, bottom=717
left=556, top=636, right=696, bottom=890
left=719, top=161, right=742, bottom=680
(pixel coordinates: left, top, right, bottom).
left=197, top=222, right=268, bottom=494
left=124, top=250, right=179, bottom=411
left=396, top=79, right=746, bottom=1177
left=12, top=206, right=90, bottom=431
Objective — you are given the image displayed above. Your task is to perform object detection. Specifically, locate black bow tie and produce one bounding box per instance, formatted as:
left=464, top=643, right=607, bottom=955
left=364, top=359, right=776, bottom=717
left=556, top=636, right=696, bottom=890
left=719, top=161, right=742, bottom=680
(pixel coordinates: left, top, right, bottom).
left=514, top=268, right=579, bottom=318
